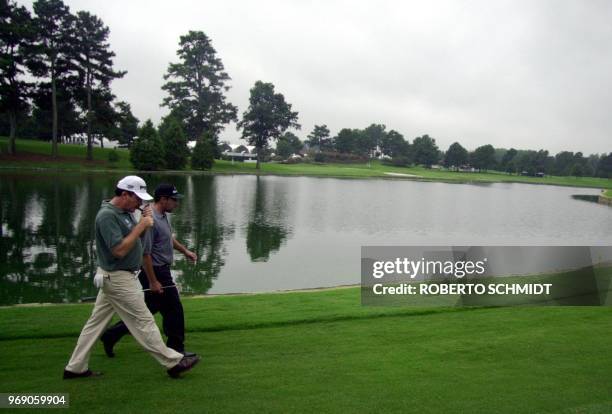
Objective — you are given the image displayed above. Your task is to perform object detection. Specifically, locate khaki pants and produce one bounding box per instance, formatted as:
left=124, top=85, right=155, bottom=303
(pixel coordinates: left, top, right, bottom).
left=65, top=269, right=183, bottom=373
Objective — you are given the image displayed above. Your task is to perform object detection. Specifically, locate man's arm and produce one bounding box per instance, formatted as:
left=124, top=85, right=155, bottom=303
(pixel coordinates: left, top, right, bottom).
left=111, top=207, right=153, bottom=258
left=173, top=238, right=197, bottom=263
left=142, top=254, right=163, bottom=294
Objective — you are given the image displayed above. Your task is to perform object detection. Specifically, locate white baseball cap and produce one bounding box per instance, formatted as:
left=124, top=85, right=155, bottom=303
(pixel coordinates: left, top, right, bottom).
left=116, top=175, right=153, bottom=201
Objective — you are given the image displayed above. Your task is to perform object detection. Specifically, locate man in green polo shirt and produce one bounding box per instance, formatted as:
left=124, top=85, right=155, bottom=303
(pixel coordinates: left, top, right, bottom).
left=101, top=183, right=197, bottom=357
left=63, top=175, right=199, bottom=379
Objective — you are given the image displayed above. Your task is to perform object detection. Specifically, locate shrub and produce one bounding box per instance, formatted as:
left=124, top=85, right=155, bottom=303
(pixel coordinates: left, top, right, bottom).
left=159, top=116, right=189, bottom=170
left=313, top=152, right=326, bottom=163
left=191, top=135, right=215, bottom=170
left=130, top=120, right=165, bottom=170
left=310, top=151, right=368, bottom=163
left=382, top=156, right=411, bottom=167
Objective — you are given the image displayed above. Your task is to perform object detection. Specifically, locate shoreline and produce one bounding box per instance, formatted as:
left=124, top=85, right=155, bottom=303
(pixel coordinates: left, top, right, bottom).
left=1, top=164, right=609, bottom=191
left=599, top=190, right=612, bottom=205
left=1, top=284, right=362, bottom=308
left=2, top=138, right=610, bottom=190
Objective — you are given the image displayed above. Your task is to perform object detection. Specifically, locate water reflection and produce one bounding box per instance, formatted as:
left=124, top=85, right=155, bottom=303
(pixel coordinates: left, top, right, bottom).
left=0, top=174, right=115, bottom=304
left=0, top=173, right=239, bottom=304
left=1, top=172, right=611, bottom=305
left=171, top=175, right=234, bottom=294
left=246, top=177, right=292, bottom=262
left=571, top=194, right=600, bottom=204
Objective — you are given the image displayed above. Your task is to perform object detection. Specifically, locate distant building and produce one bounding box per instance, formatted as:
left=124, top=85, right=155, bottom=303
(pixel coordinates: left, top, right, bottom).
left=222, top=144, right=257, bottom=161
left=67, top=134, right=120, bottom=148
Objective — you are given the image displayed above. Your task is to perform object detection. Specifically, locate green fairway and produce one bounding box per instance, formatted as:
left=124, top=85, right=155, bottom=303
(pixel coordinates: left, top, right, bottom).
left=213, top=159, right=612, bottom=189
left=2, top=137, right=611, bottom=190
left=1, top=288, right=611, bottom=413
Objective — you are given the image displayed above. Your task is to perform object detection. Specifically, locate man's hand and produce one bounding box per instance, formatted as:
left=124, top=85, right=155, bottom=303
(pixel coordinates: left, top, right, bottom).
left=184, top=250, right=197, bottom=263
left=150, top=279, right=164, bottom=295
left=112, top=205, right=153, bottom=258
left=140, top=204, right=154, bottom=228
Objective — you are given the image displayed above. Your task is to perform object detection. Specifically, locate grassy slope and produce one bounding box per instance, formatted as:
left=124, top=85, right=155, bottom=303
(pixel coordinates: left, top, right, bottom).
left=0, top=137, right=132, bottom=170
left=1, top=288, right=612, bottom=413
left=2, top=138, right=611, bottom=189
left=604, top=189, right=612, bottom=198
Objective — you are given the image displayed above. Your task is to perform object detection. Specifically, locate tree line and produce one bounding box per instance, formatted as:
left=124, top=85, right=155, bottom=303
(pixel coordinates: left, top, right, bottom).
left=274, top=125, right=612, bottom=178
left=1, top=0, right=300, bottom=171
left=0, top=0, right=133, bottom=159
left=2, top=1, right=610, bottom=177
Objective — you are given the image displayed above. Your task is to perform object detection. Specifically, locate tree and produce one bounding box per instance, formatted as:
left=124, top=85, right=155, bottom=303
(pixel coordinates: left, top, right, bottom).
left=30, top=0, right=74, bottom=157
left=570, top=163, right=584, bottom=177
left=276, top=131, right=302, bottom=158
left=514, top=150, right=539, bottom=175
left=159, top=114, right=189, bottom=170
left=162, top=31, right=237, bottom=145
left=129, top=119, right=165, bottom=170
left=333, top=128, right=361, bottom=154
left=586, top=154, right=600, bottom=177
left=444, top=142, right=468, bottom=170
left=305, top=124, right=330, bottom=151
left=72, top=10, right=125, bottom=160
left=597, top=153, right=612, bottom=178
left=533, top=149, right=550, bottom=174
left=363, top=124, right=386, bottom=157
left=470, top=144, right=496, bottom=171
left=30, top=75, right=81, bottom=141
left=412, top=134, right=439, bottom=167
left=500, top=148, right=518, bottom=173
left=573, top=152, right=587, bottom=173
left=237, top=81, right=300, bottom=169
left=0, top=0, right=34, bottom=154
left=554, top=151, right=575, bottom=176
left=191, top=131, right=215, bottom=170
left=380, top=129, right=410, bottom=159
left=114, top=101, right=138, bottom=147
left=87, top=87, right=120, bottom=147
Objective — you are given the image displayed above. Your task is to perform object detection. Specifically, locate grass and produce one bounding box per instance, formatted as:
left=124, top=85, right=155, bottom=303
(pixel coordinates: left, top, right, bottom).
left=0, top=137, right=132, bottom=170
left=603, top=189, right=612, bottom=198
left=215, top=159, right=612, bottom=189
left=1, top=288, right=612, bottom=413
left=2, top=137, right=611, bottom=190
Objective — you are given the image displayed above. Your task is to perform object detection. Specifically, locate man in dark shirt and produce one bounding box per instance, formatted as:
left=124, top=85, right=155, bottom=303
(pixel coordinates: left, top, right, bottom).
left=101, top=183, right=197, bottom=356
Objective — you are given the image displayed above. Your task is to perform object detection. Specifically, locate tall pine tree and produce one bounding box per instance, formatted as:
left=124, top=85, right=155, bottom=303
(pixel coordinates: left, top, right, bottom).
left=72, top=10, right=125, bottom=160
left=30, top=0, right=74, bottom=157
left=0, top=0, right=34, bottom=154
left=162, top=31, right=237, bottom=147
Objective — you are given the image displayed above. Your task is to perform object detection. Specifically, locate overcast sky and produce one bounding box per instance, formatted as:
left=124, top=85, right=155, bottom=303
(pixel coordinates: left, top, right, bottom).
left=21, top=0, right=612, bottom=154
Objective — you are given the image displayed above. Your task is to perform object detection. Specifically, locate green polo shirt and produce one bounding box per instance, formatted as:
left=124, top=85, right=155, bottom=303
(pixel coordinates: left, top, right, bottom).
left=95, top=200, right=143, bottom=271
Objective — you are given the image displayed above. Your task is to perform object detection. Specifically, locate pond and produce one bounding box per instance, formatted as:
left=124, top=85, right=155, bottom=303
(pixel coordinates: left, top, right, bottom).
left=1, top=171, right=611, bottom=305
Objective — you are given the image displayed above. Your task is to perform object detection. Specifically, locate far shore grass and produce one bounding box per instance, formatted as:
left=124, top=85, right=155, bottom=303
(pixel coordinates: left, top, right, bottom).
left=2, top=137, right=611, bottom=190
left=1, top=287, right=612, bottom=413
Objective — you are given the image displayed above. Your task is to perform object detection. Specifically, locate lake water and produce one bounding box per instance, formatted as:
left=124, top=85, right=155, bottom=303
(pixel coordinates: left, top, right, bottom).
left=1, top=171, right=611, bottom=305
